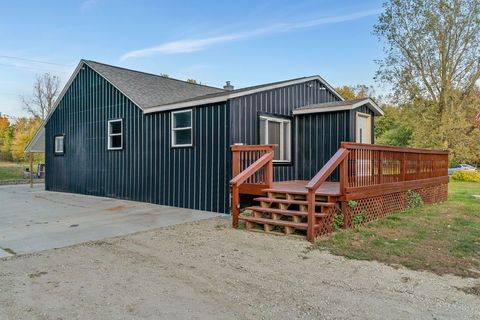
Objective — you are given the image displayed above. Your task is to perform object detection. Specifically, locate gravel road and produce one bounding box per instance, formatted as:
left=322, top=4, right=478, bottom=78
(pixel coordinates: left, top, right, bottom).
left=0, top=217, right=479, bottom=320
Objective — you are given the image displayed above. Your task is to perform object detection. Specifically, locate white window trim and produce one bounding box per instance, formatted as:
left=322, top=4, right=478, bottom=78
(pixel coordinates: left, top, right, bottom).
left=108, top=119, right=123, bottom=150
left=54, top=135, right=64, bottom=154
left=171, top=109, right=193, bottom=147
left=259, top=115, right=292, bottom=163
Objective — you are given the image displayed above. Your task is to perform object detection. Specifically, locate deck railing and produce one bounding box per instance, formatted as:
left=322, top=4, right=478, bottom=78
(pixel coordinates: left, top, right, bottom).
left=305, top=142, right=449, bottom=241
left=230, top=144, right=275, bottom=228
left=340, top=142, right=449, bottom=195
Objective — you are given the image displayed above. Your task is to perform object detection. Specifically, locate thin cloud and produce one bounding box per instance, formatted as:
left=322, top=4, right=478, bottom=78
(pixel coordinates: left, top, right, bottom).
left=121, top=8, right=382, bottom=60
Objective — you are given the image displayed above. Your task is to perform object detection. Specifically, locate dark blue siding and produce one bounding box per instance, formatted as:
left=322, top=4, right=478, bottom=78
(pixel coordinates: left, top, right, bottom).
left=229, top=80, right=341, bottom=181
left=46, top=65, right=230, bottom=213
left=295, top=110, right=350, bottom=180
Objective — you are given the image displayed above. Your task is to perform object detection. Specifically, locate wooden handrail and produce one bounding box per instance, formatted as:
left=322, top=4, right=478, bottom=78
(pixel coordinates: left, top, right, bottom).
left=306, top=148, right=350, bottom=191
left=230, top=145, right=275, bottom=228
left=230, top=152, right=274, bottom=186
left=306, top=148, right=349, bottom=241
left=340, top=142, right=448, bottom=155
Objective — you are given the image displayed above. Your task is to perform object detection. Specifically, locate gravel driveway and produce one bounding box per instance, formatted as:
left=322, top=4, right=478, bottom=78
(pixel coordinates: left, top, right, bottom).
left=0, top=217, right=479, bottom=320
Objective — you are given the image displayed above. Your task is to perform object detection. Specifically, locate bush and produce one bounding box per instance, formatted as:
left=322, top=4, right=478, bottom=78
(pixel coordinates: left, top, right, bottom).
left=451, top=170, right=480, bottom=182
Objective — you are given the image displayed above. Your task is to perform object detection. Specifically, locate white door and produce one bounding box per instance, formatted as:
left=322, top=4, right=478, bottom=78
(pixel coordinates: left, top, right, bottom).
left=356, top=112, right=372, bottom=144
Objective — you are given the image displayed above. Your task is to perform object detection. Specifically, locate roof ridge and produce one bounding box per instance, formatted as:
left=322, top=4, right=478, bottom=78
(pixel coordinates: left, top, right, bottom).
left=84, top=59, right=224, bottom=91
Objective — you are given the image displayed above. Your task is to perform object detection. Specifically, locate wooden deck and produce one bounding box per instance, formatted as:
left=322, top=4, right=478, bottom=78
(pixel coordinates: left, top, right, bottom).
left=230, top=143, right=449, bottom=241
left=265, top=180, right=341, bottom=196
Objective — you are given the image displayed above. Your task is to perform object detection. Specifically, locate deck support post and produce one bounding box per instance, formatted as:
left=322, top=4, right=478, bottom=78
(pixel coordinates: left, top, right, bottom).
left=29, top=153, right=33, bottom=188
left=231, top=185, right=239, bottom=228
left=306, top=191, right=315, bottom=242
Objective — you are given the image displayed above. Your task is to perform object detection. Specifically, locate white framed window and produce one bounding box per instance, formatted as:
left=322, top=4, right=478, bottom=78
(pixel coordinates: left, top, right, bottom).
left=171, top=109, right=193, bottom=147
left=108, top=119, right=123, bottom=150
left=54, top=135, right=64, bottom=155
left=259, top=115, right=291, bottom=163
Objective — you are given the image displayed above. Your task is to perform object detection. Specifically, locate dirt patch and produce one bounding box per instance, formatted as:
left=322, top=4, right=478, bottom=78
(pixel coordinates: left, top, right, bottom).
left=0, top=217, right=479, bottom=320
left=457, top=284, right=480, bottom=296
left=105, top=205, right=128, bottom=212
left=28, top=271, right=48, bottom=279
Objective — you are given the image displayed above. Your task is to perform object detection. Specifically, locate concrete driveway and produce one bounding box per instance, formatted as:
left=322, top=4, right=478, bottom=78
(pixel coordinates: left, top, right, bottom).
left=0, top=184, right=220, bottom=257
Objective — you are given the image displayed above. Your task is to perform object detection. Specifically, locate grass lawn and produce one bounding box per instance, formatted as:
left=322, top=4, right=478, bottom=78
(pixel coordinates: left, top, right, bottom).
left=315, top=181, right=480, bottom=278
left=0, top=161, right=28, bottom=181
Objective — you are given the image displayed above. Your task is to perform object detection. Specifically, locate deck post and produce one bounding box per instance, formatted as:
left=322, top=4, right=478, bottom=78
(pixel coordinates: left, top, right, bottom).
left=231, top=185, right=240, bottom=228
left=306, top=191, right=315, bottom=241
left=29, top=153, right=33, bottom=188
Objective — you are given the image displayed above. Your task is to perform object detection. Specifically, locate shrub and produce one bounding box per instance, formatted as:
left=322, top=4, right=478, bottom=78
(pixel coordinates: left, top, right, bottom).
left=451, top=170, right=480, bottom=183
left=407, top=190, right=424, bottom=209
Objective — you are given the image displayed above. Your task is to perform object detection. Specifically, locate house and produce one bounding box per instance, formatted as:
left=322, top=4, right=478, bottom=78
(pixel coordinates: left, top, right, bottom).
left=27, top=60, right=448, bottom=241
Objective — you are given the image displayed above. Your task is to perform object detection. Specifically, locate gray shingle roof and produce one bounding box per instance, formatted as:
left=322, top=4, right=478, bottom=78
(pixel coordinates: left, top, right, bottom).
left=295, top=98, right=368, bottom=111
left=147, top=76, right=315, bottom=108
left=85, top=60, right=224, bottom=109
left=292, top=98, right=384, bottom=116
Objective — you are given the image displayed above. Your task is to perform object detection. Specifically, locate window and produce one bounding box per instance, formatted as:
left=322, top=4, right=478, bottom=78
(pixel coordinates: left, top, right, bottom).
left=356, top=112, right=372, bottom=144
left=171, top=109, right=193, bottom=147
left=259, top=115, right=291, bottom=162
left=54, top=135, right=64, bottom=155
left=108, top=119, right=123, bottom=150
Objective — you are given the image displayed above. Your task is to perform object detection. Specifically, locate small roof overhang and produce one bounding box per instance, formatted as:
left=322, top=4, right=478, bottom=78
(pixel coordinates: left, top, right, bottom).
left=292, top=98, right=384, bottom=116
left=25, top=126, right=45, bottom=153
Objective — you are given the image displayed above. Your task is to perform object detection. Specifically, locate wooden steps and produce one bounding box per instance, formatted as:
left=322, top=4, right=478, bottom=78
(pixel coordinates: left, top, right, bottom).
left=254, top=197, right=336, bottom=207
left=245, top=206, right=328, bottom=218
left=237, top=185, right=339, bottom=237
left=239, top=216, right=308, bottom=230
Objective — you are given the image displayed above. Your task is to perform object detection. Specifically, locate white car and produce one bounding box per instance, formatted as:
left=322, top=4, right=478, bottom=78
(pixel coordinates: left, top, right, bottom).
left=448, top=164, right=477, bottom=175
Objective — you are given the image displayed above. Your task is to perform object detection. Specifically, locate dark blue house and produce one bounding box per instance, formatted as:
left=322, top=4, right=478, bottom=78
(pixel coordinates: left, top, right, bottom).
left=28, top=60, right=383, bottom=214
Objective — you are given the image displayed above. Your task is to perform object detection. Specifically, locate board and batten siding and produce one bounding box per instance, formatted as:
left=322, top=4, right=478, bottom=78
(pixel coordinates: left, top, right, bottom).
left=46, top=65, right=231, bottom=213
left=229, top=79, right=341, bottom=181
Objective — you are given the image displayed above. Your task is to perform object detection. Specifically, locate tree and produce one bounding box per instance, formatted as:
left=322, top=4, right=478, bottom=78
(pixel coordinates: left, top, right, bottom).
left=10, top=117, right=43, bottom=162
left=374, top=0, right=480, bottom=163
left=0, top=115, right=13, bottom=160
left=375, top=105, right=412, bottom=146
left=374, top=0, right=480, bottom=109
left=22, top=73, right=60, bottom=120
left=186, top=79, right=200, bottom=84
left=335, top=85, right=375, bottom=100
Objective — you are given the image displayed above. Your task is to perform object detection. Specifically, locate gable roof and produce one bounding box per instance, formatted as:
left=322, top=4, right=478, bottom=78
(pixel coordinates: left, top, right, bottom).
left=27, top=59, right=348, bottom=152
left=292, top=97, right=384, bottom=116
left=85, top=60, right=224, bottom=109
left=143, top=75, right=344, bottom=113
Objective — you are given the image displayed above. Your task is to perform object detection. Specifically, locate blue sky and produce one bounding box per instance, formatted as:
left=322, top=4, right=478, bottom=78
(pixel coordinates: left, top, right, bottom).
left=0, top=0, right=384, bottom=118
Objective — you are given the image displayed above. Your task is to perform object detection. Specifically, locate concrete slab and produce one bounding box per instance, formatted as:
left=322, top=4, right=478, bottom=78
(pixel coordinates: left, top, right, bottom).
left=0, top=184, right=220, bottom=254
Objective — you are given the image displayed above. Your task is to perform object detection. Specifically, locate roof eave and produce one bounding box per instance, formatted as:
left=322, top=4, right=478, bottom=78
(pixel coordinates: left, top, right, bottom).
left=144, top=75, right=345, bottom=114
left=292, top=98, right=384, bottom=116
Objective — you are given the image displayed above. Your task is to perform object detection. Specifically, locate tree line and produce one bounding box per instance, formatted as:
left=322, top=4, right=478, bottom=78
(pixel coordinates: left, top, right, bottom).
left=0, top=73, right=58, bottom=162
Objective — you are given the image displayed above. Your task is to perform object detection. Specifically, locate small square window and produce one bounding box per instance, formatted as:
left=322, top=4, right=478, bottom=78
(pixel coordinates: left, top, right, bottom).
left=54, top=135, right=64, bottom=155
left=108, top=119, right=123, bottom=150
left=171, top=109, right=193, bottom=147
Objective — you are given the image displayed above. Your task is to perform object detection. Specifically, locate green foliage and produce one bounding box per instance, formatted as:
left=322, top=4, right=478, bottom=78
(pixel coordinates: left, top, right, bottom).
left=0, top=115, right=13, bottom=161
left=352, top=211, right=366, bottom=227
left=333, top=212, right=344, bottom=231
left=407, top=190, right=424, bottom=209
left=373, top=0, right=480, bottom=165
left=347, top=200, right=357, bottom=208
left=11, top=117, right=43, bottom=162
left=451, top=170, right=480, bottom=182
left=335, top=85, right=375, bottom=100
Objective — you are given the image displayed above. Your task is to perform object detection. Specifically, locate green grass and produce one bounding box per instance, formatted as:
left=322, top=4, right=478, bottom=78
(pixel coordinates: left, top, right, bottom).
left=315, top=181, right=480, bottom=278
left=0, top=161, right=28, bottom=181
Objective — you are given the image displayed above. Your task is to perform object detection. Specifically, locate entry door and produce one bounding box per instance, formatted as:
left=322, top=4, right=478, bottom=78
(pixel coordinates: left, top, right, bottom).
left=356, top=112, right=372, bottom=144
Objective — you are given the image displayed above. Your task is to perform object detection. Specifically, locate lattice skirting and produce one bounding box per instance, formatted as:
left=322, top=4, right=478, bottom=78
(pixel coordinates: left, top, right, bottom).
left=343, top=183, right=448, bottom=228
